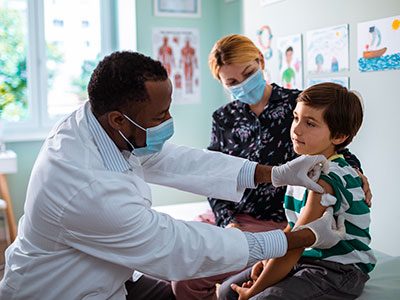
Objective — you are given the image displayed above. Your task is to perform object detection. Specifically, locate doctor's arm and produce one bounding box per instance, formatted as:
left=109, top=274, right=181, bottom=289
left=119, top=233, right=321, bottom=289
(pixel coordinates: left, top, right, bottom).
left=233, top=181, right=335, bottom=299
left=141, top=142, right=330, bottom=203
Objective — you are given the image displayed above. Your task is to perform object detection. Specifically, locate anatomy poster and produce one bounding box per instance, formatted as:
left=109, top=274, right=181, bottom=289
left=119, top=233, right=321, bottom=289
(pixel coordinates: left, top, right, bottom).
left=277, top=34, right=303, bottom=89
left=306, top=24, right=349, bottom=74
left=153, top=27, right=200, bottom=104
left=357, top=15, right=400, bottom=72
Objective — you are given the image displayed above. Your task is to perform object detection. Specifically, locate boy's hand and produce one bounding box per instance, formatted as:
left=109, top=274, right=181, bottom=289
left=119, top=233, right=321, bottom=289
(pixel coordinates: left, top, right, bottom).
left=230, top=283, right=252, bottom=300
left=271, top=155, right=329, bottom=193
left=250, top=261, right=264, bottom=282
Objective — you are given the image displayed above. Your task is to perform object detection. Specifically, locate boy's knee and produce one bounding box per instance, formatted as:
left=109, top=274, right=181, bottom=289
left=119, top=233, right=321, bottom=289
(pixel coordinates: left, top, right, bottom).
left=217, top=282, right=238, bottom=300
left=171, top=279, right=217, bottom=300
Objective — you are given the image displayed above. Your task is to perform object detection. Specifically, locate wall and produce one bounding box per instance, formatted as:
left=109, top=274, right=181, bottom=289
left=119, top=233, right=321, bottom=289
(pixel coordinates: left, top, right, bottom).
left=135, top=0, right=242, bottom=206
left=243, top=0, right=400, bottom=255
left=5, top=0, right=243, bottom=220
left=5, top=141, right=44, bottom=222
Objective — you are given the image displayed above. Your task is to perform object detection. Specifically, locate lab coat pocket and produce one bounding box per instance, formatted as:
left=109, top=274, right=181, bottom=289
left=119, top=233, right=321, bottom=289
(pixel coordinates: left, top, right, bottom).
left=3, top=269, right=23, bottom=291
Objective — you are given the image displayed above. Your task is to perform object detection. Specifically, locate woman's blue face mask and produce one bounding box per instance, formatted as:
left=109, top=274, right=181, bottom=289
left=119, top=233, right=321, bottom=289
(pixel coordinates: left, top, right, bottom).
left=118, top=115, right=174, bottom=156
left=226, top=69, right=266, bottom=105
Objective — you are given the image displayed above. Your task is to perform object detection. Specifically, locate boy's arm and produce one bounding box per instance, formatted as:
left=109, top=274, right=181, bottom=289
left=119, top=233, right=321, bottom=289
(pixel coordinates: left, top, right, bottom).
left=234, top=180, right=334, bottom=299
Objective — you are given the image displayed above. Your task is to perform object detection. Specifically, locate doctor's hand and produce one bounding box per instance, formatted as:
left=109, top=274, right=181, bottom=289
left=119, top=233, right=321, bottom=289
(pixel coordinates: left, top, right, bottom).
left=293, top=207, right=346, bottom=249
left=271, top=155, right=329, bottom=193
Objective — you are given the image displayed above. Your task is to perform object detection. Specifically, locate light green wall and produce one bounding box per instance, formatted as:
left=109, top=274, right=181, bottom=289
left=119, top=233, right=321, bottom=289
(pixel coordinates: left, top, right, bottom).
left=5, top=141, right=44, bottom=221
left=5, top=0, right=243, bottom=221
left=135, top=0, right=243, bottom=206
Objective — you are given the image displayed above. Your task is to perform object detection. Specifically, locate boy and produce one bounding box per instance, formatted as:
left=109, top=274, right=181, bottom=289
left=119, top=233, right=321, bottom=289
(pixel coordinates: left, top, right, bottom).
left=220, top=83, right=376, bottom=300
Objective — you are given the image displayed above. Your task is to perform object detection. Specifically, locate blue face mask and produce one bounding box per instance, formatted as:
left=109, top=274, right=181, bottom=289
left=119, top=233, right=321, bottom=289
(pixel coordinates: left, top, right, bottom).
left=119, top=115, right=174, bottom=156
left=227, top=69, right=266, bottom=105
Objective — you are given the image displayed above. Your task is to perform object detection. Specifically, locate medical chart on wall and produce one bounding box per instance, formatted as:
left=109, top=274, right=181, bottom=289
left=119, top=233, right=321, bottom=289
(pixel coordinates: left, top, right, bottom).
left=307, top=77, right=349, bottom=88
left=152, top=27, right=201, bottom=104
left=277, top=34, right=303, bottom=89
left=306, top=24, right=349, bottom=74
left=357, top=15, right=400, bottom=72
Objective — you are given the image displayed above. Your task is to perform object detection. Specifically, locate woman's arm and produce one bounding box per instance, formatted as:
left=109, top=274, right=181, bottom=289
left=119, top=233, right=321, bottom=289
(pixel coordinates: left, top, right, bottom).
left=208, top=198, right=237, bottom=227
left=207, top=114, right=224, bottom=152
left=335, top=149, right=372, bottom=207
left=233, top=180, right=334, bottom=300
left=338, top=148, right=362, bottom=173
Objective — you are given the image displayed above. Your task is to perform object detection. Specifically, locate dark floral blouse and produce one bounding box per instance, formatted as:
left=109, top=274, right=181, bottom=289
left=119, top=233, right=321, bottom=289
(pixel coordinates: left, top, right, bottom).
left=208, top=83, right=361, bottom=227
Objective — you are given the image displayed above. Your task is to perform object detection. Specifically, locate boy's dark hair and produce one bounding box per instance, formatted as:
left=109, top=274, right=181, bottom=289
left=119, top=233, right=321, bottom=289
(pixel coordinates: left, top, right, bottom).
left=297, top=82, right=363, bottom=150
left=88, top=51, right=168, bottom=116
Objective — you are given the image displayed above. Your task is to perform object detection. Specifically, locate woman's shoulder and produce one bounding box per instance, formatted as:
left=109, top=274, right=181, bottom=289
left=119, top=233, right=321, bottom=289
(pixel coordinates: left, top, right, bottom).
left=270, top=83, right=302, bottom=103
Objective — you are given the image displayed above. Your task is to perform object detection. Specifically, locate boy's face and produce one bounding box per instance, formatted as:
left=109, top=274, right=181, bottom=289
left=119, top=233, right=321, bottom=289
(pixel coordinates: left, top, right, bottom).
left=290, top=102, right=336, bottom=158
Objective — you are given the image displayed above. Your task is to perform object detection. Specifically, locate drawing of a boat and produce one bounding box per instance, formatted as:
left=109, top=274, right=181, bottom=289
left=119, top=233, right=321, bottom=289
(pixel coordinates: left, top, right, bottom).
left=363, top=47, right=387, bottom=59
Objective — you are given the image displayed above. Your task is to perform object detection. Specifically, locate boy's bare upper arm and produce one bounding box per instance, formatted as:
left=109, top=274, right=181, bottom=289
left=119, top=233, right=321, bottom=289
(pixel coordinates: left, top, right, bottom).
left=295, top=179, right=335, bottom=227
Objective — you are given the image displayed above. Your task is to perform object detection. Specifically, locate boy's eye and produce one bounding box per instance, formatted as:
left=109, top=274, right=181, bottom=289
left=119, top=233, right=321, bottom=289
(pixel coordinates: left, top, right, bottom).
left=307, top=121, right=315, bottom=127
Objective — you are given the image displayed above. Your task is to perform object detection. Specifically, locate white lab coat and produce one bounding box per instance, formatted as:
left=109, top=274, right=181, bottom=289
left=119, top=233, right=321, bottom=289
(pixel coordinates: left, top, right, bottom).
left=0, top=102, right=250, bottom=299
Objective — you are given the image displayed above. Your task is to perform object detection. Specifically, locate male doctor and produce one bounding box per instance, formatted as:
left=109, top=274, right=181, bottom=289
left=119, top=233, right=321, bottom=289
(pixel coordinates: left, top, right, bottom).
left=0, top=52, right=344, bottom=300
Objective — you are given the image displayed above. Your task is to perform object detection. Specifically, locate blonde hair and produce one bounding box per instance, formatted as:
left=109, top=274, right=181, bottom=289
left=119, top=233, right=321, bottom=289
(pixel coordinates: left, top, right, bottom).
left=208, top=34, right=263, bottom=80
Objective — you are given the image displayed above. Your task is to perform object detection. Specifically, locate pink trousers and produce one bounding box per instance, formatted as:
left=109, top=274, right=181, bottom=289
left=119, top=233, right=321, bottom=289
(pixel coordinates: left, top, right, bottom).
left=172, top=211, right=287, bottom=300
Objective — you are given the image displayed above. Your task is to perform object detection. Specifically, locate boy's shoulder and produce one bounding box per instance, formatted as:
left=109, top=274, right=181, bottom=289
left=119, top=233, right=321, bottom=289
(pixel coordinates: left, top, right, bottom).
left=325, top=155, right=360, bottom=182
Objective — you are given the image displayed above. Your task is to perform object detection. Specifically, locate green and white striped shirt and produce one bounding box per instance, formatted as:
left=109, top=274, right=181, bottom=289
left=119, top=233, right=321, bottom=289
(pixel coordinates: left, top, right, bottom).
left=284, top=154, right=376, bottom=273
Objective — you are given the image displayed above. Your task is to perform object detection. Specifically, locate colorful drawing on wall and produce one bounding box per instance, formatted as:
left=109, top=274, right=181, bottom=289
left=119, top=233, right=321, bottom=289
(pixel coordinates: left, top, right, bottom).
left=255, top=25, right=274, bottom=83
left=306, top=24, right=349, bottom=74
left=307, top=77, right=349, bottom=88
left=256, top=25, right=273, bottom=60
left=357, top=15, right=400, bottom=72
left=277, top=34, right=303, bottom=89
left=153, top=27, right=200, bottom=104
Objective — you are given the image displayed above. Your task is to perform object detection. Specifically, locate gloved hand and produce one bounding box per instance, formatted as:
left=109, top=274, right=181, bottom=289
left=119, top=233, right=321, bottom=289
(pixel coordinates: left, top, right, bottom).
left=271, top=155, right=329, bottom=193
left=294, top=207, right=346, bottom=249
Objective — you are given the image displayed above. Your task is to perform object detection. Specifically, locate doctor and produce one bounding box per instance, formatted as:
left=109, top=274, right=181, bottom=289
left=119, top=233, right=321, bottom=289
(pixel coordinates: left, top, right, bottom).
left=0, top=52, right=344, bottom=300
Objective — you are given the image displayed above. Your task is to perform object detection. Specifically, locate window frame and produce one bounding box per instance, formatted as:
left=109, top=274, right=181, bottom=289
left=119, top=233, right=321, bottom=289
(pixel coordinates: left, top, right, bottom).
left=3, top=0, right=136, bottom=142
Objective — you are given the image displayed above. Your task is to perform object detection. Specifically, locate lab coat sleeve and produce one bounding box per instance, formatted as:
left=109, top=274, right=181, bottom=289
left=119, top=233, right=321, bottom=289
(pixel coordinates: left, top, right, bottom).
left=140, top=142, right=248, bottom=202
left=61, top=178, right=249, bottom=280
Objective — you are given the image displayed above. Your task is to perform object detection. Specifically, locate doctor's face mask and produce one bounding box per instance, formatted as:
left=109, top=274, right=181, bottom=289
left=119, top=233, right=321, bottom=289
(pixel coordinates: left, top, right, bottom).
left=118, top=115, right=174, bottom=156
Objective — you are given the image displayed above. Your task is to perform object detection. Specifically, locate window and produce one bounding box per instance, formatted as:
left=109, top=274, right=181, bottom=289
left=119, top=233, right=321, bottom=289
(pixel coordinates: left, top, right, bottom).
left=0, top=0, right=135, bottom=141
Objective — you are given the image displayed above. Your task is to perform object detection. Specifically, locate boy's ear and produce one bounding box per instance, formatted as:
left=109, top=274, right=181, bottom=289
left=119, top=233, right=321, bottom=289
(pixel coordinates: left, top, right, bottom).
left=331, top=134, right=349, bottom=146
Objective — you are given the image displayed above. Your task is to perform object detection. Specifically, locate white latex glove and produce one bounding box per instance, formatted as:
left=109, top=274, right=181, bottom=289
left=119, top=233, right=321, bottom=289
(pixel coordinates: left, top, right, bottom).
left=294, top=207, right=346, bottom=249
left=271, top=155, right=329, bottom=193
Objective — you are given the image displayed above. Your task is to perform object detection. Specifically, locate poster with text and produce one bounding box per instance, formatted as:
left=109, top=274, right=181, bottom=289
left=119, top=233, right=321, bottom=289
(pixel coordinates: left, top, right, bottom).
left=277, top=34, right=303, bottom=89
left=153, top=27, right=200, bottom=104
left=357, top=15, right=400, bottom=72
left=306, top=24, right=349, bottom=74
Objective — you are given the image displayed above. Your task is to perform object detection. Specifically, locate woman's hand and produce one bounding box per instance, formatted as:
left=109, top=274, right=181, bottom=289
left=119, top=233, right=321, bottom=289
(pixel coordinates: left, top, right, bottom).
left=357, top=170, right=372, bottom=207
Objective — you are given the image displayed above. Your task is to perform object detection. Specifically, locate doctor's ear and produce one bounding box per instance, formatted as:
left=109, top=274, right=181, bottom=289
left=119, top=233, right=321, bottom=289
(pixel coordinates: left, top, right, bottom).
left=107, top=111, right=126, bottom=130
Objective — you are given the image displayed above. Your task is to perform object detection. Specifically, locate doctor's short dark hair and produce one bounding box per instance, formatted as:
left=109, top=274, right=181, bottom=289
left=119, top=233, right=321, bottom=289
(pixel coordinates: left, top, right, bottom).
left=297, top=82, right=364, bottom=150
left=88, top=51, right=168, bottom=116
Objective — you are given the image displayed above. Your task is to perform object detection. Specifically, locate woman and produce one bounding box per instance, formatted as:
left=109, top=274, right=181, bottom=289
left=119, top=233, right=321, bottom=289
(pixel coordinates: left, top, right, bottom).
left=172, top=34, right=371, bottom=300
